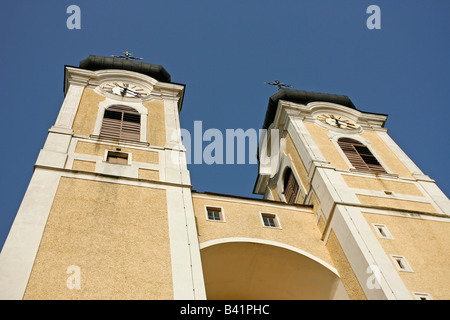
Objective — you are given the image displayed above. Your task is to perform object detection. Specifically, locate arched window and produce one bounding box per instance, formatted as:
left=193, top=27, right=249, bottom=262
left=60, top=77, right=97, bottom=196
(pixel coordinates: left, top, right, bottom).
left=283, top=167, right=299, bottom=205
left=337, top=138, right=386, bottom=173
left=99, top=105, right=141, bottom=141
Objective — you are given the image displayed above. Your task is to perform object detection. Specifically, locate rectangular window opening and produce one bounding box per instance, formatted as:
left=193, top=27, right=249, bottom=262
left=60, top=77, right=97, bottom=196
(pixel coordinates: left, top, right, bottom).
left=106, top=150, right=129, bottom=165
left=261, top=213, right=279, bottom=228
left=413, top=292, right=433, bottom=300
left=206, top=207, right=223, bottom=222
left=391, top=255, right=413, bottom=272
left=373, top=224, right=393, bottom=240
left=396, top=258, right=405, bottom=270
left=377, top=227, right=386, bottom=237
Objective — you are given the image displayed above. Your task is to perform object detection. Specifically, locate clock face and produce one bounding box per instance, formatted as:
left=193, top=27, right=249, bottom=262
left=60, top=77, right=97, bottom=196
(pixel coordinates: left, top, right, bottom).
left=316, top=113, right=358, bottom=130
left=100, top=81, right=149, bottom=98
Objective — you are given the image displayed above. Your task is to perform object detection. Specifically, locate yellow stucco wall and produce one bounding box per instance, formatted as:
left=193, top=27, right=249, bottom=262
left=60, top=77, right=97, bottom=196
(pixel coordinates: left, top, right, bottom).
left=357, top=195, right=437, bottom=214
left=192, top=194, right=334, bottom=267
left=303, top=123, right=349, bottom=170
left=144, top=100, right=166, bottom=147
left=75, top=141, right=159, bottom=164
left=342, top=175, right=424, bottom=197
left=72, top=159, right=96, bottom=173
left=72, top=88, right=105, bottom=137
left=303, top=123, right=415, bottom=179
left=138, top=168, right=159, bottom=181
left=360, top=131, right=414, bottom=179
left=23, top=177, right=173, bottom=299
left=363, top=212, right=450, bottom=299
left=71, top=89, right=167, bottom=147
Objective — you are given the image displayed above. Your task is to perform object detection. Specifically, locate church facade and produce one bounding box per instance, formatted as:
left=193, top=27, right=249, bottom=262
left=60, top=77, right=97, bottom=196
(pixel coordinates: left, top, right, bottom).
left=0, top=56, right=449, bottom=300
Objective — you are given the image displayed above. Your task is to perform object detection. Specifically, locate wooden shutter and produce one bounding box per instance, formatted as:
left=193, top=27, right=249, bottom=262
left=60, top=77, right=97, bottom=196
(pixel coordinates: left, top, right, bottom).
left=338, top=138, right=386, bottom=173
left=284, top=168, right=299, bottom=204
left=100, top=105, right=141, bottom=141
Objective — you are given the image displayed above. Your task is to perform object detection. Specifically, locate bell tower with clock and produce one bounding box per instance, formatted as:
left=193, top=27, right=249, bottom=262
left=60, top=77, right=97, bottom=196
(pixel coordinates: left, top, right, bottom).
left=0, top=55, right=206, bottom=300
left=254, top=88, right=450, bottom=300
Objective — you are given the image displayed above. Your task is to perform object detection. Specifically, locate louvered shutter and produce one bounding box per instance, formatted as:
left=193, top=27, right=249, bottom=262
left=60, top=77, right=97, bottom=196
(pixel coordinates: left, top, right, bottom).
left=100, top=105, right=141, bottom=142
left=338, top=138, right=386, bottom=173
left=284, top=168, right=299, bottom=204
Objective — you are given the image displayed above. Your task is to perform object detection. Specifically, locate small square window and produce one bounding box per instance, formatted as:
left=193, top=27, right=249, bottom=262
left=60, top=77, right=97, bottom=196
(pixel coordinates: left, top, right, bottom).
left=391, top=255, right=413, bottom=272
left=412, top=292, right=433, bottom=300
left=261, top=213, right=280, bottom=228
left=372, top=224, right=394, bottom=239
left=106, top=150, right=129, bottom=165
left=206, top=207, right=224, bottom=222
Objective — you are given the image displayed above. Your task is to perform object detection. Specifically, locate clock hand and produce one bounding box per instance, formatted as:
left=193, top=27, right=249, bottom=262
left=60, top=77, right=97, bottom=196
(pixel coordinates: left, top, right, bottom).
left=118, top=86, right=143, bottom=98
left=128, top=91, right=142, bottom=97
left=330, top=115, right=341, bottom=127
left=125, top=88, right=140, bottom=95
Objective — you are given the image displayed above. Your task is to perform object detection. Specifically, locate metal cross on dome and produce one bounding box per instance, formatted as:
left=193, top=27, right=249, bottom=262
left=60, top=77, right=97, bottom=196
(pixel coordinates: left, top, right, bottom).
left=264, top=80, right=293, bottom=90
left=112, top=49, right=143, bottom=60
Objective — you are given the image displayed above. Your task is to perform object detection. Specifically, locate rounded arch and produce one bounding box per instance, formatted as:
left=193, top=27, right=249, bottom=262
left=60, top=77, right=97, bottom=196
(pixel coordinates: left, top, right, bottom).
left=336, top=137, right=387, bottom=173
left=93, top=100, right=148, bottom=142
left=200, top=238, right=348, bottom=300
left=99, top=105, right=142, bottom=141
left=105, top=104, right=140, bottom=113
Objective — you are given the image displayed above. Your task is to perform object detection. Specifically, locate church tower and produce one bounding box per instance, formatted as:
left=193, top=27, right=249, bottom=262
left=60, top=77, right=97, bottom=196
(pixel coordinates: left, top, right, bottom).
left=253, top=89, right=450, bottom=299
left=0, top=55, right=206, bottom=299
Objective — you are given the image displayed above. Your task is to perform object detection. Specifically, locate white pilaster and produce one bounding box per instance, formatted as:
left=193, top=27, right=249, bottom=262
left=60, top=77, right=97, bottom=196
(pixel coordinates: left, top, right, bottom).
left=166, top=186, right=206, bottom=299
left=0, top=168, right=62, bottom=300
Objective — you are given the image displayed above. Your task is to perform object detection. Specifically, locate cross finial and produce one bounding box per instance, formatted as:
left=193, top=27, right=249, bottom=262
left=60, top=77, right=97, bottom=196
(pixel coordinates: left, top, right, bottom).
left=112, top=49, right=143, bottom=60
left=264, top=80, right=293, bottom=90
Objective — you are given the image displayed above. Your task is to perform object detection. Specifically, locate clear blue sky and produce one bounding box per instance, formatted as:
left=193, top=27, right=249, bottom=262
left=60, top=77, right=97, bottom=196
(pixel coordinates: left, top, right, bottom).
left=0, top=1, right=449, bottom=251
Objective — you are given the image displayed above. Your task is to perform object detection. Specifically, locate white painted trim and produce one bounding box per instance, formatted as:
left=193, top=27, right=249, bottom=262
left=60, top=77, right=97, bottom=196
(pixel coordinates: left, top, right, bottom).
left=55, top=84, right=85, bottom=129
left=191, top=193, right=312, bottom=213
left=375, top=131, right=424, bottom=177
left=326, top=204, right=413, bottom=300
left=93, top=99, right=148, bottom=143
left=390, top=255, right=414, bottom=273
left=259, top=211, right=282, bottom=229
left=372, top=223, right=394, bottom=240
left=166, top=186, right=206, bottom=300
left=0, top=168, right=62, bottom=300
left=199, top=237, right=340, bottom=277
left=204, top=205, right=226, bottom=222
left=412, top=292, right=433, bottom=300
left=289, top=117, right=328, bottom=168
left=359, top=206, right=450, bottom=223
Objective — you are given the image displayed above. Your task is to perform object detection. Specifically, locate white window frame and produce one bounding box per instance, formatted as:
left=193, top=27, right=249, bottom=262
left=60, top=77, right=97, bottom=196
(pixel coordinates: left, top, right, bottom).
left=412, top=292, right=433, bottom=300
left=390, top=255, right=414, bottom=272
left=260, top=212, right=282, bottom=229
left=372, top=223, right=394, bottom=240
left=205, top=206, right=226, bottom=222
left=104, top=149, right=132, bottom=165
left=93, top=100, right=148, bottom=143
